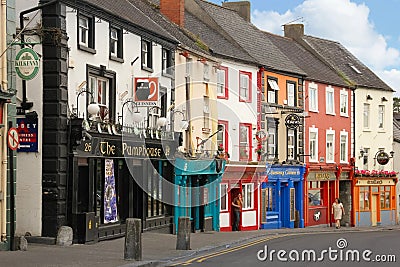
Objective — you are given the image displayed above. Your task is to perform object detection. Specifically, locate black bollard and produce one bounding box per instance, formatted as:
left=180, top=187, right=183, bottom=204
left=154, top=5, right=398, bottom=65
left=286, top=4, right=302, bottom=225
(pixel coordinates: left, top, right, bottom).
left=124, top=218, right=142, bottom=261
left=176, top=217, right=191, bottom=250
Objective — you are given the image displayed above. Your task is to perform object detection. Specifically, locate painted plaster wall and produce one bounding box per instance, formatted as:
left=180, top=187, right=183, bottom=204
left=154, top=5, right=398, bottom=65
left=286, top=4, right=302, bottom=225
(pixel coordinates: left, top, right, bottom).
left=217, top=60, right=258, bottom=162
left=354, top=88, right=393, bottom=171
left=304, top=81, right=352, bottom=164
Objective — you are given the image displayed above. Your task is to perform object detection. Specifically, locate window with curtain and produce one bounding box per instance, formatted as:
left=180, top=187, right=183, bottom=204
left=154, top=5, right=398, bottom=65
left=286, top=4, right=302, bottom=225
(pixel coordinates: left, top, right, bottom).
left=326, top=131, right=335, bottom=162
left=340, top=132, right=348, bottom=163
left=309, top=129, right=318, bottom=161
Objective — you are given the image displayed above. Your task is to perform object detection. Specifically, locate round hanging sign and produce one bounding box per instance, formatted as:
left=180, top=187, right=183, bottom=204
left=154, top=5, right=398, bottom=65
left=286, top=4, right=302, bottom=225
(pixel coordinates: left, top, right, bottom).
left=15, top=48, right=40, bottom=80
left=376, top=151, right=390, bottom=165
left=285, top=113, right=301, bottom=130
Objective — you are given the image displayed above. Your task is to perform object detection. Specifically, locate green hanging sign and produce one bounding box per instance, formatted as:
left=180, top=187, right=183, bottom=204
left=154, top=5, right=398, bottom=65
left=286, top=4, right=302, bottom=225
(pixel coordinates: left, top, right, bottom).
left=15, top=48, right=40, bottom=80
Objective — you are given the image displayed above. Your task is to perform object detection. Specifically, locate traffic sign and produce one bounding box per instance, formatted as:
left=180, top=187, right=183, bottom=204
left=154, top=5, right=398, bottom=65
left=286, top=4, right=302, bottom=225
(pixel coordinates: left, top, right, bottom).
left=8, top=127, right=19, bottom=151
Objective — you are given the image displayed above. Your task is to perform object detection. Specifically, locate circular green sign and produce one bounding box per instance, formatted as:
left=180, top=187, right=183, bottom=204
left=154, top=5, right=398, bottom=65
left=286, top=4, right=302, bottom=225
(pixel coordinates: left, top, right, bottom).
left=15, top=48, right=40, bottom=80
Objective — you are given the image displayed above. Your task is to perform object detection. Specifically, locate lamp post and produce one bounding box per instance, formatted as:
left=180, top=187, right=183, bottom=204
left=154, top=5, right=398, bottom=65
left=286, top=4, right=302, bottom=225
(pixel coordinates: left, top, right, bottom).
left=171, top=110, right=188, bottom=132
left=147, top=106, right=168, bottom=129
left=76, top=89, right=98, bottom=118
left=121, top=98, right=142, bottom=128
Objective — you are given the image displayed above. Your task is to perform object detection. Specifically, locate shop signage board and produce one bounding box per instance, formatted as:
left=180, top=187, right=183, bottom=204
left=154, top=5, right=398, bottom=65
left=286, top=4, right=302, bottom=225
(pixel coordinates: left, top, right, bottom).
left=285, top=113, right=301, bottom=130
left=308, top=172, right=336, bottom=181
left=134, top=77, right=158, bottom=106
left=16, top=117, right=38, bottom=152
left=15, top=48, right=40, bottom=80
left=355, top=179, right=395, bottom=186
left=376, top=151, right=390, bottom=165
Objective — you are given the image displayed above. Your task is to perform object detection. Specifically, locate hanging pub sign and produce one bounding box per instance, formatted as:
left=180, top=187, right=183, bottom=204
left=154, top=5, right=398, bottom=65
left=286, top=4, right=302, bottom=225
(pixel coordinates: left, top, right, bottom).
left=376, top=151, right=390, bottom=165
left=134, top=77, right=158, bottom=106
left=285, top=113, right=301, bottom=130
left=16, top=117, right=38, bottom=152
left=15, top=48, right=40, bottom=80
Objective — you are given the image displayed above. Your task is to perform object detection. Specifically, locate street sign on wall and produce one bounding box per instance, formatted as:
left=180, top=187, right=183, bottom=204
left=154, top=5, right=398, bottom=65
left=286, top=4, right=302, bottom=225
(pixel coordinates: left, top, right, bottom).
left=17, top=117, right=38, bottom=152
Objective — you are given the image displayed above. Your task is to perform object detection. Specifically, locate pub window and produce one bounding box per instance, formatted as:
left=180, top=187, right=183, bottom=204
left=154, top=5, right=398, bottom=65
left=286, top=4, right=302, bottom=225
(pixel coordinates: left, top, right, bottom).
left=242, top=183, right=254, bottom=210
left=147, top=161, right=165, bottom=217
left=110, top=26, right=123, bottom=60
left=308, top=181, right=322, bottom=206
left=141, top=39, right=153, bottom=71
left=78, top=13, right=95, bottom=52
left=267, top=77, right=279, bottom=104
left=87, top=65, right=116, bottom=122
left=359, top=186, right=370, bottom=211
left=380, top=186, right=391, bottom=209
left=162, top=48, right=173, bottom=75
left=265, top=187, right=275, bottom=211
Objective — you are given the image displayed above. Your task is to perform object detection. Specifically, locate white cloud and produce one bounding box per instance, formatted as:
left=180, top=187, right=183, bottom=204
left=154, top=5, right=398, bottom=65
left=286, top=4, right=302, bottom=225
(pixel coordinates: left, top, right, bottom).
left=252, top=0, right=400, bottom=79
left=377, top=69, right=400, bottom=97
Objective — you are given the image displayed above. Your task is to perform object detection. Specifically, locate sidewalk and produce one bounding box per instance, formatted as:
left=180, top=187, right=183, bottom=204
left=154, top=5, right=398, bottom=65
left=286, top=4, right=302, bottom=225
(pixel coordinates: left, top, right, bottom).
left=0, top=225, right=398, bottom=267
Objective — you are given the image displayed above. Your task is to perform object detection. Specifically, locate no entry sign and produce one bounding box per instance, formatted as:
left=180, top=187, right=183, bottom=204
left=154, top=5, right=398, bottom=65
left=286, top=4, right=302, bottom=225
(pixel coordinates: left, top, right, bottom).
left=8, top=127, right=19, bottom=151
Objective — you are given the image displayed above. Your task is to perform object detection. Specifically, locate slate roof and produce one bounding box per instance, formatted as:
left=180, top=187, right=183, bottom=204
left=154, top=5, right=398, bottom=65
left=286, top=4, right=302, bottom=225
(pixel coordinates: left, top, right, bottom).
left=132, top=0, right=211, bottom=55
left=184, top=11, right=256, bottom=64
left=193, top=0, right=306, bottom=76
left=264, top=32, right=348, bottom=88
left=301, top=35, right=393, bottom=91
left=68, top=0, right=178, bottom=45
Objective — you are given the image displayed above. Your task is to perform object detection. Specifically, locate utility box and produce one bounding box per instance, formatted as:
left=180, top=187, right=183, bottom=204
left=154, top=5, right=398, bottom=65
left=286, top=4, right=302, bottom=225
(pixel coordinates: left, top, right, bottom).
left=74, top=212, right=98, bottom=244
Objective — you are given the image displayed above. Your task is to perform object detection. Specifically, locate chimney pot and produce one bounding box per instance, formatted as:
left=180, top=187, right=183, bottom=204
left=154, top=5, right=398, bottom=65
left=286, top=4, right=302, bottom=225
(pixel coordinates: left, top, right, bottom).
left=160, top=0, right=185, bottom=27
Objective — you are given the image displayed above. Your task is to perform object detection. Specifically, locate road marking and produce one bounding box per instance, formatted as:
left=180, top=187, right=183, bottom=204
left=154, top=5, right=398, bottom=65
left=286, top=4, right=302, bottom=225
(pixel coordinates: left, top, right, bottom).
left=170, top=234, right=291, bottom=266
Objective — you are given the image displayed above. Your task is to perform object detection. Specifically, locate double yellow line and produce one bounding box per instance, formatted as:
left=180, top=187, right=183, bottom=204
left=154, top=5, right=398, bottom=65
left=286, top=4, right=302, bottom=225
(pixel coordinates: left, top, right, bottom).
left=169, top=233, right=291, bottom=266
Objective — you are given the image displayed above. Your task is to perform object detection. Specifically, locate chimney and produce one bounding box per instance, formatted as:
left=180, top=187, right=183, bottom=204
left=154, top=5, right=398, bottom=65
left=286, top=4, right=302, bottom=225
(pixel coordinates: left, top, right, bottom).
left=160, top=0, right=185, bottom=27
left=222, top=1, right=251, bottom=22
left=284, top=24, right=304, bottom=40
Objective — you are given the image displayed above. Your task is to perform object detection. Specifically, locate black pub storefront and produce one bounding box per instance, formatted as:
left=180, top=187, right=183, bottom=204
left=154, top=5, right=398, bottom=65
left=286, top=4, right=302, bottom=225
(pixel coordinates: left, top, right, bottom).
left=69, top=132, right=177, bottom=243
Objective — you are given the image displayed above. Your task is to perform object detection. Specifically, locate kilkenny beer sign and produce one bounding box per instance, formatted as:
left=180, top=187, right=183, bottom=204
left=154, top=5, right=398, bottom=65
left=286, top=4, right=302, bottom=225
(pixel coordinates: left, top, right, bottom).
left=15, top=48, right=40, bottom=80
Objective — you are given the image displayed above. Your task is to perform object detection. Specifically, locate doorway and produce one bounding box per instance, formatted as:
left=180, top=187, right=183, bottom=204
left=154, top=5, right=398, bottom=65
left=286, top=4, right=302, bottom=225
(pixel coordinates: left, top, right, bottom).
left=371, top=194, right=379, bottom=226
left=230, top=188, right=241, bottom=231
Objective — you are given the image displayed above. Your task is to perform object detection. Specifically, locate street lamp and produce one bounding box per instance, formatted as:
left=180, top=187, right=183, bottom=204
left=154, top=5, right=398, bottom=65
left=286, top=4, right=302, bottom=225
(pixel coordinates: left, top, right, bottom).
left=76, top=89, right=100, bottom=118
left=171, top=110, right=188, bottom=131
left=121, top=98, right=142, bottom=128
left=148, top=106, right=168, bottom=128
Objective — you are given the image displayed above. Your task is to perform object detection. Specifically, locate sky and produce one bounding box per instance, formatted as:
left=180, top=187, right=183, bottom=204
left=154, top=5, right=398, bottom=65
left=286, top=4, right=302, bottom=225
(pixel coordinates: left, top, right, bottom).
left=209, top=0, right=400, bottom=97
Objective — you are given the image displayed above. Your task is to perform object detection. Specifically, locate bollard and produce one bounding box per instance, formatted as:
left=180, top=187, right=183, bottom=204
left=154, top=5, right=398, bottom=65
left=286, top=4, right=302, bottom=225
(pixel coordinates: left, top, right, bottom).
left=124, top=218, right=142, bottom=261
left=176, top=217, right=191, bottom=250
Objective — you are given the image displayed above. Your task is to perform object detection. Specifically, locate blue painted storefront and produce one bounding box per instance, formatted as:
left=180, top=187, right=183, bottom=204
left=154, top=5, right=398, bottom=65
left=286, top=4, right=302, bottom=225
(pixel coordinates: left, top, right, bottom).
left=174, top=157, right=225, bottom=233
left=260, top=165, right=305, bottom=229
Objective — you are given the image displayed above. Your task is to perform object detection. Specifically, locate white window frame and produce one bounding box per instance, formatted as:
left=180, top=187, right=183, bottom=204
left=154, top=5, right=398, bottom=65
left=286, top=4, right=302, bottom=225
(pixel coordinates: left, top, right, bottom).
left=287, top=129, right=295, bottom=160
left=309, top=127, right=318, bottom=162
left=363, top=103, right=370, bottom=129
left=242, top=183, right=254, bottom=210
left=217, top=68, right=226, bottom=96
left=203, top=63, right=210, bottom=81
left=326, top=130, right=335, bottom=163
left=220, top=184, right=228, bottom=211
left=340, top=131, right=348, bottom=163
left=325, top=86, right=335, bottom=115
left=110, top=28, right=118, bottom=57
left=378, top=105, right=385, bottom=129
left=287, top=82, right=295, bottom=106
left=308, top=83, right=318, bottom=112
left=142, top=41, right=148, bottom=67
left=268, top=126, right=276, bottom=160
left=79, top=16, right=89, bottom=46
left=89, top=76, right=109, bottom=107
left=239, top=72, right=250, bottom=101
left=268, top=78, right=279, bottom=104
left=340, top=90, right=348, bottom=117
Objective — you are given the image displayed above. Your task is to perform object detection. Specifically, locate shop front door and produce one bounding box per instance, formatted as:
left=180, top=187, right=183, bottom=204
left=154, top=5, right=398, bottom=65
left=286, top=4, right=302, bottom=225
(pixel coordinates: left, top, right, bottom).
left=371, top=194, right=378, bottom=226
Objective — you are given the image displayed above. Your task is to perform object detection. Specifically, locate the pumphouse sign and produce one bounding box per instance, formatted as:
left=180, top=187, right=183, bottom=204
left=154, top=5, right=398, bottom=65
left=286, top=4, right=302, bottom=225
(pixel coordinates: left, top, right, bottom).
left=15, top=48, right=40, bottom=80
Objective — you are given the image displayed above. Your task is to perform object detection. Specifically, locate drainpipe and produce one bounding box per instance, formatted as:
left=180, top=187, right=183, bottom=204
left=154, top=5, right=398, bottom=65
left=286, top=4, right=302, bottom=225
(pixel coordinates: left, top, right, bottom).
left=0, top=0, right=7, bottom=242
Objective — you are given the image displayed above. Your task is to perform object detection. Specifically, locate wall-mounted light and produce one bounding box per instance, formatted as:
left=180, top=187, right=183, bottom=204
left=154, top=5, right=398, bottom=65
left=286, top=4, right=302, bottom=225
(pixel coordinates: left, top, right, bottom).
left=197, top=58, right=207, bottom=64
left=390, top=151, right=395, bottom=158
left=171, top=109, right=188, bottom=132
left=381, top=97, right=388, bottom=102
left=179, top=51, right=190, bottom=58
left=366, top=95, right=373, bottom=100
left=359, top=148, right=365, bottom=159
left=120, top=98, right=141, bottom=129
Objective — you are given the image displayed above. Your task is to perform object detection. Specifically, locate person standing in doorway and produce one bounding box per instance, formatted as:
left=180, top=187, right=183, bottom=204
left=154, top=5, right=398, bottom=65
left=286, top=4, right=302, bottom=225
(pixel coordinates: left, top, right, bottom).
left=332, top=198, right=345, bottom=229
left=232, top=193, right=242, bottom=231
